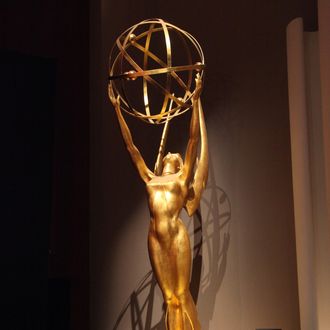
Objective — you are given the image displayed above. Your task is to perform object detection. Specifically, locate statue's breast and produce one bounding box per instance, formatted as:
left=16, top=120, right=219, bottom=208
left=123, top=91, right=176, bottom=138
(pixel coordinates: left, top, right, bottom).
left=146, top=175, right=186, bottom=218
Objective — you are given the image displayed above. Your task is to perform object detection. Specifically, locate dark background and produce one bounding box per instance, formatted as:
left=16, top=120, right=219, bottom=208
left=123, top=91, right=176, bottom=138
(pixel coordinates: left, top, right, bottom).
left=1, top=1, right=89, bottom=329
left=0, top=0, right=317, bottom=330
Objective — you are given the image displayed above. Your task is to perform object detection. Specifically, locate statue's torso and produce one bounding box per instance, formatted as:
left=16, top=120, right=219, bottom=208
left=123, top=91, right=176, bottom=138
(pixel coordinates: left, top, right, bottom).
left=146, top=174, right=187, bottom=221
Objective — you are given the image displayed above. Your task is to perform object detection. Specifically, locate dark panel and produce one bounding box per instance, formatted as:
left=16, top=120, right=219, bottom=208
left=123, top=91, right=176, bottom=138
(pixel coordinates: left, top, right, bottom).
left=48, top=279, right=70, bottom=330
left=0, top=50, right=55, bottom=330
left=302, top=0, right=318, bottom=31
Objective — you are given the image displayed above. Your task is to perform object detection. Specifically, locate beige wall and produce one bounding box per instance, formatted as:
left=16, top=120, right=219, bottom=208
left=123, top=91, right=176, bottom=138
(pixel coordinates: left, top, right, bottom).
left=90, top=1, right=301, bottom=329
left=316, top=1, right=330, bottom=327
left=286, top=18, right=317, bottom=330
left=287, top=12, right=330, bottom=330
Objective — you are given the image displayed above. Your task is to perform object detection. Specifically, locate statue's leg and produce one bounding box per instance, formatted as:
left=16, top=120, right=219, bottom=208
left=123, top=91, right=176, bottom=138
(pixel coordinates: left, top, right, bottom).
left=148, top=220, right=184, bottom=329
left=175, top=219, right=201, bottom=330
left=148, top=218, right=201, bottom=330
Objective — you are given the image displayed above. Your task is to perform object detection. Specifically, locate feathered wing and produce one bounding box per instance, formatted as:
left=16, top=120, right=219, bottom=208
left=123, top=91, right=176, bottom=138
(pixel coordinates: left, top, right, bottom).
left=185, top=99, right=209, bottom=217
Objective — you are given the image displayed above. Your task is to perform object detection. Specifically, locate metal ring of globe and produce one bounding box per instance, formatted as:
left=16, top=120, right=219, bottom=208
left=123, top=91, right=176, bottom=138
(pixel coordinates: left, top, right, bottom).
left=108, top=18, right=205, bottom=124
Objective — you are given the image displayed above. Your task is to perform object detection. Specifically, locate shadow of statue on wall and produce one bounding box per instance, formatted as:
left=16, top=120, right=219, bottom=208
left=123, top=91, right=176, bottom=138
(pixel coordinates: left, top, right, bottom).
left=112, top=156, right=231, bottom=330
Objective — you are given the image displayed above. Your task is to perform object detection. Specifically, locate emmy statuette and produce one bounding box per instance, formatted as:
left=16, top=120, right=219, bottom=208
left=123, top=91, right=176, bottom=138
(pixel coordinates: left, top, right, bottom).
left=108, top=19, right=208, bottom=330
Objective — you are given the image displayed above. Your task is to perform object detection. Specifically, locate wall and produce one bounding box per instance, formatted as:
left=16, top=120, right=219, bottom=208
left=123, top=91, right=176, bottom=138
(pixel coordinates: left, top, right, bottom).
left=286, top=8, right=330, bottom=329
left=316, top=1, right=330, bottom=326
left=90, top=1, right=302, bottom=329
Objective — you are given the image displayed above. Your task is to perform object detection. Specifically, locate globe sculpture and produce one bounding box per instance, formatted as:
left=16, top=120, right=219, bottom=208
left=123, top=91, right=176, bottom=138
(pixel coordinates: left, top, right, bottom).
left=108, top=18, right=205, bottom=124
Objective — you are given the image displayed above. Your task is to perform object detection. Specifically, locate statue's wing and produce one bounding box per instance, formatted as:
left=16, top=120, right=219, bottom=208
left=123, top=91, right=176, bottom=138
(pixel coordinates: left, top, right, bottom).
left=185, top=99, right=209, bottom=217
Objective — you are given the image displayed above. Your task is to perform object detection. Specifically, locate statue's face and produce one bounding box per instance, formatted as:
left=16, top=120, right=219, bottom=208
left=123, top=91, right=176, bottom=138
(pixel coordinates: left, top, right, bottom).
left=162, top=153, right=183, bottom=175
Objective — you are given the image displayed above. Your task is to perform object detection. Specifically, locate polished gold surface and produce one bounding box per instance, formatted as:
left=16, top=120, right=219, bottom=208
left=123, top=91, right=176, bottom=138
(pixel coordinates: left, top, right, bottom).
left=108, top=20, right=208, bottom=330
left=108, top=18, right=205, bottom=124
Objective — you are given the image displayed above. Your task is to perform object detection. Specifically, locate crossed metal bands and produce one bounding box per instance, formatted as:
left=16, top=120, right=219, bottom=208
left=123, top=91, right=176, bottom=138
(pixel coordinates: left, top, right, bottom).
left=108, top=18, right=205, bottom=124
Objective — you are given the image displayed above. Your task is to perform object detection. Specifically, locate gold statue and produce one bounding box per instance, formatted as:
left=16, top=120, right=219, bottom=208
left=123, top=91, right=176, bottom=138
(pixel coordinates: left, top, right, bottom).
left=108, top=19, right=208, bottom=330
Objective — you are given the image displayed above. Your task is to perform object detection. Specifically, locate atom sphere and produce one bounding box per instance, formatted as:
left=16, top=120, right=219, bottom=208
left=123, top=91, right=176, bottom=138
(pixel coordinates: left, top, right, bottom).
left=108, top=18, right=205, bottom=124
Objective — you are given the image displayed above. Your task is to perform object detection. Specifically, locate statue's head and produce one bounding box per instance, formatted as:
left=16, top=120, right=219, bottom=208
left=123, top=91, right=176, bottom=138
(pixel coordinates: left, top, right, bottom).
left=162, top=152, right=183, bottom=175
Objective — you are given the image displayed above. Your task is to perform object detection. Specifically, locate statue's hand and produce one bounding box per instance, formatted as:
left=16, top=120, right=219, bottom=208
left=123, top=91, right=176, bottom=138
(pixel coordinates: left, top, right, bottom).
left=108, top=83, right=118, bottom=107
left=194, top=73, right=203, bottom=100
left=108, top=84, right=122, bottom=116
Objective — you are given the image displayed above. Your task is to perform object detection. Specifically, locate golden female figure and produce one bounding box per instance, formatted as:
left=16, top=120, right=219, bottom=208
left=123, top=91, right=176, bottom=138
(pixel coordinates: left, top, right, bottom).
left=109, top=75, right=208, bottom=330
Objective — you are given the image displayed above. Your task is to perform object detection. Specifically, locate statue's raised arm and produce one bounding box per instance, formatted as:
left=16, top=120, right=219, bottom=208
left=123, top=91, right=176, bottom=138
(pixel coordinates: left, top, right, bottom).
left=185, top=97, right=209, bottom=216
left=109, top=86, right=154, bottom=183
left=181, top=74, right=203, bottom=185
